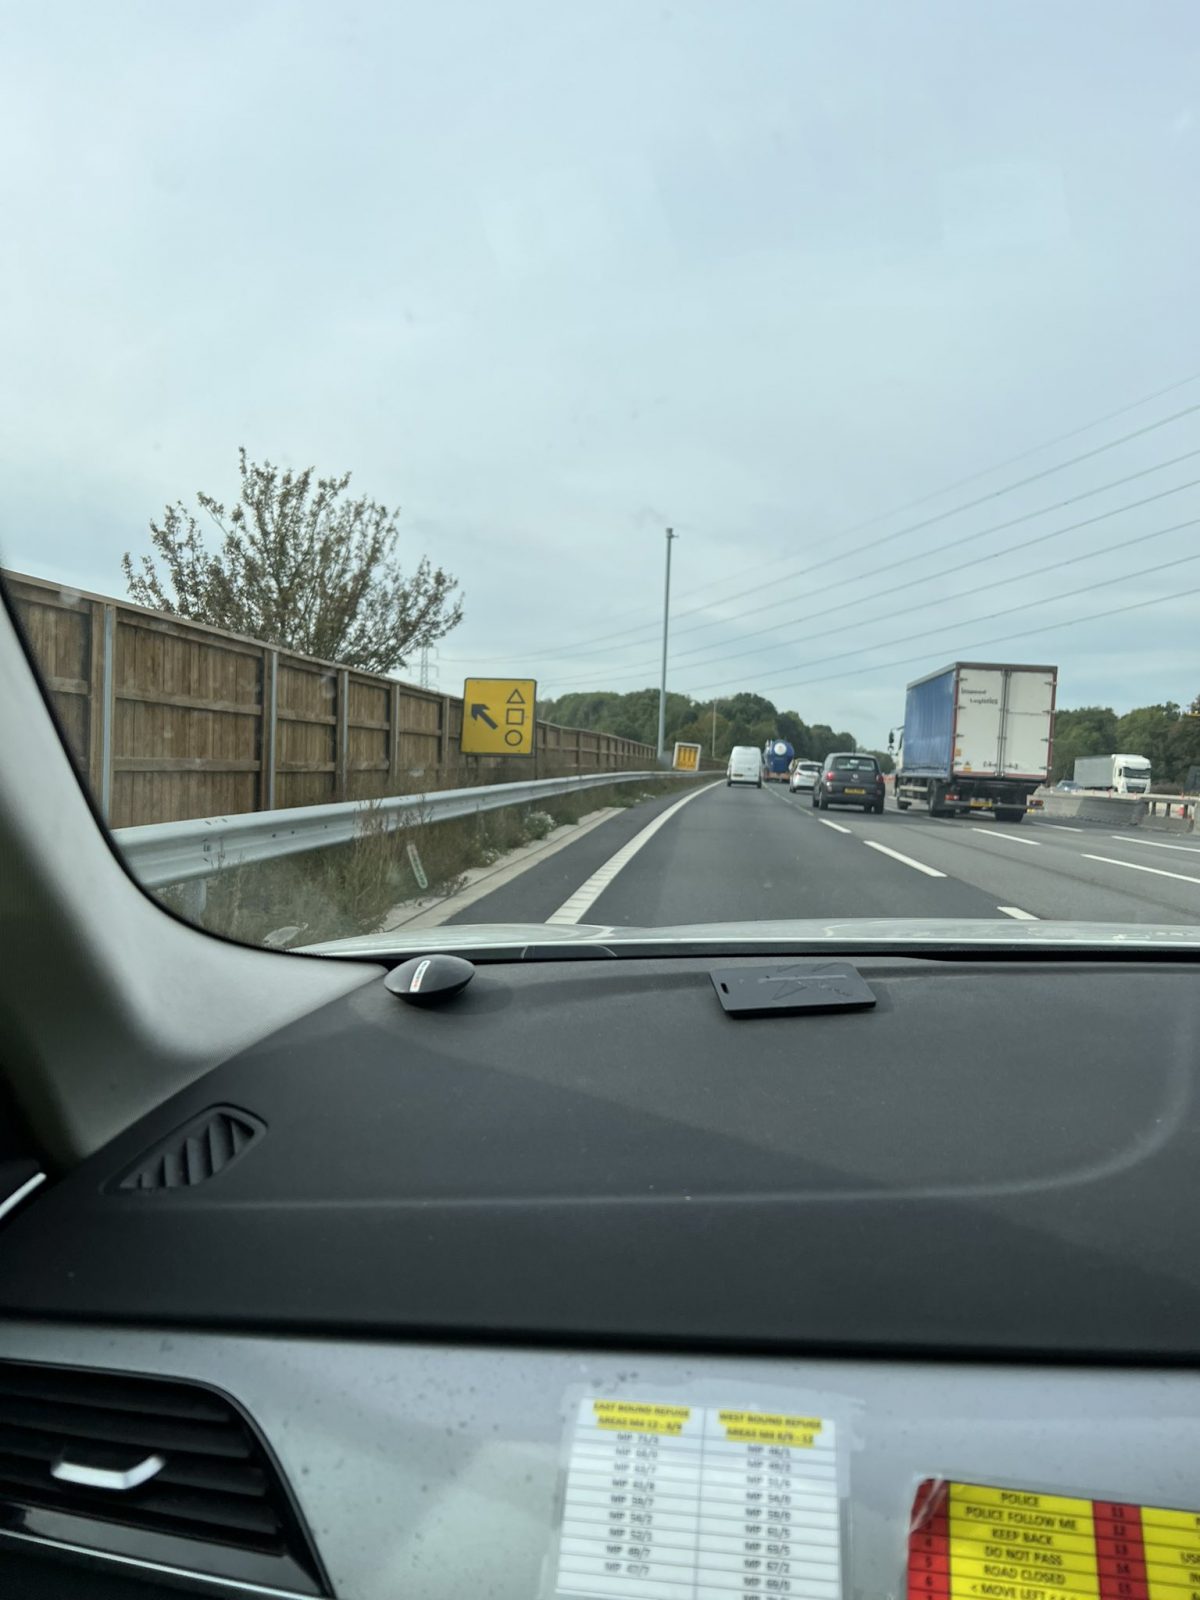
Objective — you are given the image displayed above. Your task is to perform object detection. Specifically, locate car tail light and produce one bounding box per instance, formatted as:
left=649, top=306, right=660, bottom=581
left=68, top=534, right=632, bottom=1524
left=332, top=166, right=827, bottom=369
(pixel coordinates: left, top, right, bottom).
left=825, top=771, right=835, bottom=782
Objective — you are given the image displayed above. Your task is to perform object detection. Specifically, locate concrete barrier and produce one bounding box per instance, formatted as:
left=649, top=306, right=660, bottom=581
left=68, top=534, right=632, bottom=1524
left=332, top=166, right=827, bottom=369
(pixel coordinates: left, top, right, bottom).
left=1137, top=795, right=1197, bottom=835
left=1035, top=790, right=1196, bottom=832
left=1036, top=791, right=1143, bottom=825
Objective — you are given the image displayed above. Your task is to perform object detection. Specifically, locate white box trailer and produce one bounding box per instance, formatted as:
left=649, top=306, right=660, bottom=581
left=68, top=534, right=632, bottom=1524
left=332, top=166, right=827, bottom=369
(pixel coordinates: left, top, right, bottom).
left=1073, top=754, right=1152, bottom=794
left=892, top=662, right=1058, bottom=821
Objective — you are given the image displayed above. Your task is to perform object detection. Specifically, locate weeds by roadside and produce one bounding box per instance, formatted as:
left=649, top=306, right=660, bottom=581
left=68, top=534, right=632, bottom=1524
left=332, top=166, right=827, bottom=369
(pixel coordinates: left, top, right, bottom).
left=153, top=778, right=693, bottom=948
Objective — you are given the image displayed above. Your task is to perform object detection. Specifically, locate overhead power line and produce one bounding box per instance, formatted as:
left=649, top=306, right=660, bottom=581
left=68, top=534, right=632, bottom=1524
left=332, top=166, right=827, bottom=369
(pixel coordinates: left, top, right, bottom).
left=444, top=377, right=1200, bottom=666
left=691, top=548, right=1200, bottom=698
left=542, top=455, right=1200, bottom=690
left=754, top=579, right=1200, bottom=698
left=662, top=366, right=1200, bottom=609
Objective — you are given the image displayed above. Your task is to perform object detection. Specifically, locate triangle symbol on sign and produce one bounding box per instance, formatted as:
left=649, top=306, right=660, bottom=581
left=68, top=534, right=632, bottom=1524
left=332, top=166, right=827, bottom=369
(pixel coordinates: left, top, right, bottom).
left=507, top=688, right=526, bottom=703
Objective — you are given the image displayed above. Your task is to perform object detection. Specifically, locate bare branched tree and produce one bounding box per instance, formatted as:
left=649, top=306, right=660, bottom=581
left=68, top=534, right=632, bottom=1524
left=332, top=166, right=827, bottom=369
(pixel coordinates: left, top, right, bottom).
left=123, top=449, right=463, bottom=673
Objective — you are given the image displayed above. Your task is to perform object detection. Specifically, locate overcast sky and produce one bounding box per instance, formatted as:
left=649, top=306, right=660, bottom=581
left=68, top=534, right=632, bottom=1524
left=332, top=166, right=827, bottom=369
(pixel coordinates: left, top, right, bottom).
left=3, top=0, right=1199, bottom=746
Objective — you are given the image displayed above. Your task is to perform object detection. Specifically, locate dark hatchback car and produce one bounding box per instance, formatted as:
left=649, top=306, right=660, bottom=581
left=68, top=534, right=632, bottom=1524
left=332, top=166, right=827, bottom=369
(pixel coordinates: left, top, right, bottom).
left=813, top=752, right=886, bottom=813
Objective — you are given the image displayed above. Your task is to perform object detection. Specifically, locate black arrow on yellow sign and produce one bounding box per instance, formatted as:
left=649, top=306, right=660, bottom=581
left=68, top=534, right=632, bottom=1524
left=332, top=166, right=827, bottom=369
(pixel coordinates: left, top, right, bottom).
left=470, top=703, right=498, bottom=729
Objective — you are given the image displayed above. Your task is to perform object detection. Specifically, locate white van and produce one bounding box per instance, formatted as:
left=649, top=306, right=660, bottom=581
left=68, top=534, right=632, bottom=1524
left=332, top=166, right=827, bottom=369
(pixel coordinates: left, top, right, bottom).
left=726, top=745, right=762, bottom=788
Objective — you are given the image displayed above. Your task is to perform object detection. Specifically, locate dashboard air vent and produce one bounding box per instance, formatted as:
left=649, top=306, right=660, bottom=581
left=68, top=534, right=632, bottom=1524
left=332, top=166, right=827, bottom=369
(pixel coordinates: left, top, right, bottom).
left=0, top=1360, right=327, bottom=1594
left=115, top=1107, right=264, bottom=1191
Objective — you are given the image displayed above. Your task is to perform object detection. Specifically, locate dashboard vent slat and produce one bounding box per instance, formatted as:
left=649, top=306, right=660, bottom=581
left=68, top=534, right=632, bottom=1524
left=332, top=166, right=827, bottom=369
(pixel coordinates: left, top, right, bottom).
left=113, top=1107, right=264, bottom=1192
left=0, top=1360, right=326, bottom=1593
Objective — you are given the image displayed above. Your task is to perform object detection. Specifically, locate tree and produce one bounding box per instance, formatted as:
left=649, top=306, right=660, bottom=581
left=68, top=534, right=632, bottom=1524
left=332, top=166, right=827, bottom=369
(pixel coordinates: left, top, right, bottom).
left=123, top=449, right=463, bottom=674
left=1050, top=705, right=1118, bottom=781
left=1114, top=703, right=1180, bottom=781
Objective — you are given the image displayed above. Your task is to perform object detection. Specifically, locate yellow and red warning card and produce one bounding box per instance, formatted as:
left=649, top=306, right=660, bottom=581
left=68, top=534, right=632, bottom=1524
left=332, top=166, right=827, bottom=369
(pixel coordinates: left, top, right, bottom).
left=909, top=1479, right=1200, bottom=1600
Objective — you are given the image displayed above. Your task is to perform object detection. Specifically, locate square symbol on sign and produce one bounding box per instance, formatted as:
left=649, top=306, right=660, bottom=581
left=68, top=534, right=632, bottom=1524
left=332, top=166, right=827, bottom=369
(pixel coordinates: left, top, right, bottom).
left=506, top=706, right=526, bottom=724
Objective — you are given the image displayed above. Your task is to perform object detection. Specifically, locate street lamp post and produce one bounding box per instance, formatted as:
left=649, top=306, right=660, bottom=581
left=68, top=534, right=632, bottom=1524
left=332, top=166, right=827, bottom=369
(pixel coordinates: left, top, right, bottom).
left=656, top=527, right=677, bottom=762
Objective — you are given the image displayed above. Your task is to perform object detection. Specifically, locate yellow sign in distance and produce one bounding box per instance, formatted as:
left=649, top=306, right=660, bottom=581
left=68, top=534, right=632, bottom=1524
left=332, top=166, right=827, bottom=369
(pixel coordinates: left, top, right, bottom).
left=461, top=678, right=537, bottom=756
left=673, top=741, right=701, bottom=772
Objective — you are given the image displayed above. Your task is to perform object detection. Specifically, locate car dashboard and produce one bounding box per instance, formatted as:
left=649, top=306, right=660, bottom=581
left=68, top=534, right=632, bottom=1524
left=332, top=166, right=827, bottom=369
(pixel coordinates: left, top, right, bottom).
left=2, top=951, right=1200, bottom=1600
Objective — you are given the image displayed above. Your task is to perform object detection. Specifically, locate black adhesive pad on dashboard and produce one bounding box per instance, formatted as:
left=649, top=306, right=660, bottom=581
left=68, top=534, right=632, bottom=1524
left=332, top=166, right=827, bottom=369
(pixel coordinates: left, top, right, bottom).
left=710, top=960, right=876, bottom=1016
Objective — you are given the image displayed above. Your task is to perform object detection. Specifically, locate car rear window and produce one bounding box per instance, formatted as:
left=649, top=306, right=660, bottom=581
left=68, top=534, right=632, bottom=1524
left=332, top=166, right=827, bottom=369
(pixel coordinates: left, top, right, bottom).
left=832, top=756, right=878, bottom=772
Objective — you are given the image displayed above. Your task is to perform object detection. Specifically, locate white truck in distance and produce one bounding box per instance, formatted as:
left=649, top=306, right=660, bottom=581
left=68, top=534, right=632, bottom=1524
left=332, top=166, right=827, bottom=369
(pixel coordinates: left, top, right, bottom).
left=1073, top=754, right=1152, bottom=794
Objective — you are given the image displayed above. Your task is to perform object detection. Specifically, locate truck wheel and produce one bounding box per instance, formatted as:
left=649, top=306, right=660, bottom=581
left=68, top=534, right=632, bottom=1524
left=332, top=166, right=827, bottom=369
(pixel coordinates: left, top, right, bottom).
left=896, top=797, right=910, bottom=810
left=928, top=783, right=946, bottom=816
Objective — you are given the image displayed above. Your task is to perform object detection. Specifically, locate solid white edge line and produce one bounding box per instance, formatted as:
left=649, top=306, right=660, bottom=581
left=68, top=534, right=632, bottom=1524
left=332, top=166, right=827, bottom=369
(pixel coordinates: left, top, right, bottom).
left=546, top=781, right=721, bottom=924
left=997, top=906, right=1039, bottom=920
left=818, top=818, right=852, bottom=834
left=863, top=840, right=947, bottom=878
left=0, top=1171, right=46, bottom=1223
left=1112, top=835, right=1200, bottom=855
left=969, top=827, right=1042, bottom=846
left=1082, top=853, right=1200, bottom=886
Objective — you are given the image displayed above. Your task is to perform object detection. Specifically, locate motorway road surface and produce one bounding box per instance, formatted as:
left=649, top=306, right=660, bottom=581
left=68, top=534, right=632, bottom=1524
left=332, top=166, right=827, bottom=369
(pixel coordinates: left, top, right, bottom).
left=446, top=781, right=1200, bottom=929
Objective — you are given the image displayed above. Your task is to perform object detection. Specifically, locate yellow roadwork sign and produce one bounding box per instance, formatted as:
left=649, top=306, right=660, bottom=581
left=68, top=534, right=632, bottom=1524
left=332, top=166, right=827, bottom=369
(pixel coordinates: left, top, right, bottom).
left=673, top=741, right=701, bottom=772
left=461, top=678, right=537, bottom=756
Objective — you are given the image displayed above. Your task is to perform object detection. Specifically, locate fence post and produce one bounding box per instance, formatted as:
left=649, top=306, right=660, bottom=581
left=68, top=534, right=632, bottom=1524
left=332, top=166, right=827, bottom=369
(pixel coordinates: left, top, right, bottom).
left=91, top=603, right=116, bottom=821
left=335, top=668, right=349, bottom=800
left=389, top=682, right=401, bottom=793
left=439, top=694, right=451, bottom=776
left=260, top=648, right=278, bottom=811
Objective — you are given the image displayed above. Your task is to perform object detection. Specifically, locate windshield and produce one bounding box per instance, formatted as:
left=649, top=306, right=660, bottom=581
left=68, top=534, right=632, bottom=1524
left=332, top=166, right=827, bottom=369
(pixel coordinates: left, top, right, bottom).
left=3, top=1, right=1200, bottom=952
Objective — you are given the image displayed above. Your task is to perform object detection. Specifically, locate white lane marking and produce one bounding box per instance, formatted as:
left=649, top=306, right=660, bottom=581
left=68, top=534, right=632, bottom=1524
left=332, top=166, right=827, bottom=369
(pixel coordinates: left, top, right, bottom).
left=818, top=818, right=852, bottom=834
left=969, top=827, right=1042, bottom=847
left=765, top=785, right=813, bottom=816
left=1042, top=823, right=1085, bottom=832
left=997, top=906, right=1038, bottom=920
left=863, top=840, right=946, bottom=878
left=1111, top=835, right=1200, bottom=855
left=1082, top=853, right=1200, bottom=888
left=546, top=782, right=720, bottom=923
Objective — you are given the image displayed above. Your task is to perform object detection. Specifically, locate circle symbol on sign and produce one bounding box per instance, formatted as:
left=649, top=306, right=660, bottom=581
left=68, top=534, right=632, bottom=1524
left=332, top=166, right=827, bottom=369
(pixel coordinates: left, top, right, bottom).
left=504, top=728, right=523, bottom=746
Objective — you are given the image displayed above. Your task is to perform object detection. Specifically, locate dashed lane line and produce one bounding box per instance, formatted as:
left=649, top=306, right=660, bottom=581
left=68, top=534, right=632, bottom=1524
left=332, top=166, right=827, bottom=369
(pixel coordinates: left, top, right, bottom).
left=863, top=840, right=947, bottom=878
left=1081, top=853, right=1200, bottom=888
left=1111, top=835, right=1200, bottom=855
left=817, top=818, right=853, bottom=834
left=998, top=906, right=1039, bottom=920
left=969, top=827, right=1042, bottom=847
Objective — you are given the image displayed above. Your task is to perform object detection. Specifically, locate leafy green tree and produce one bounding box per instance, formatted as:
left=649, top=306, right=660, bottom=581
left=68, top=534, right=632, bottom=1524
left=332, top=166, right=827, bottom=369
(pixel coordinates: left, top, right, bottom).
left=1166, top=715, right=1200, bottom=789
left=1050, top=706, right=1118, bottom=781
left=124, top=449, right=462, bottom=673
left=1114, top=703, right=1180, bottom=781
left=538, top=687, right=859, bottom=762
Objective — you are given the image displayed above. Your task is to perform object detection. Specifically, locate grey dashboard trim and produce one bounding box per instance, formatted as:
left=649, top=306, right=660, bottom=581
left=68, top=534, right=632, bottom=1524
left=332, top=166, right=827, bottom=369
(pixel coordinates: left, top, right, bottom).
left=1, top=1320, right=1197, bottom=1600
left=0, top=1528, right=321, bottom=1599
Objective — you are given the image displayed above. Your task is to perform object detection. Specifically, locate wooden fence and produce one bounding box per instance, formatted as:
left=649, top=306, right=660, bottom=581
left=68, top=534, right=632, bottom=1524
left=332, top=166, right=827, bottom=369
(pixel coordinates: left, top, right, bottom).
left=5, top=570, right=658, bottom=828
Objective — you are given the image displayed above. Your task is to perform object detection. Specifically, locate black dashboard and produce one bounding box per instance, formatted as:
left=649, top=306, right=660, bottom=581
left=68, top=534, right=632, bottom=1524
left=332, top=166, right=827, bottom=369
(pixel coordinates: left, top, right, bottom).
left=4, top=954, right=1200, bottom=1356
left=3, top=951, right=1200, bottom=1600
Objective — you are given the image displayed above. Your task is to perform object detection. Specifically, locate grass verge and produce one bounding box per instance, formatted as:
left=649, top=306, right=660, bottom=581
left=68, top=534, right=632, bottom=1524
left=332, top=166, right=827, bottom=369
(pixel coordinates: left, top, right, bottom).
left=154, top=777, right=695, bottom=948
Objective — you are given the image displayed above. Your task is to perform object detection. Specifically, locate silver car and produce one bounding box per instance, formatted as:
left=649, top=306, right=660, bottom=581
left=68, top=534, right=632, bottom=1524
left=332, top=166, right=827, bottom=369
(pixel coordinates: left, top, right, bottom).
left=789, top=760, right=821, bottom=793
